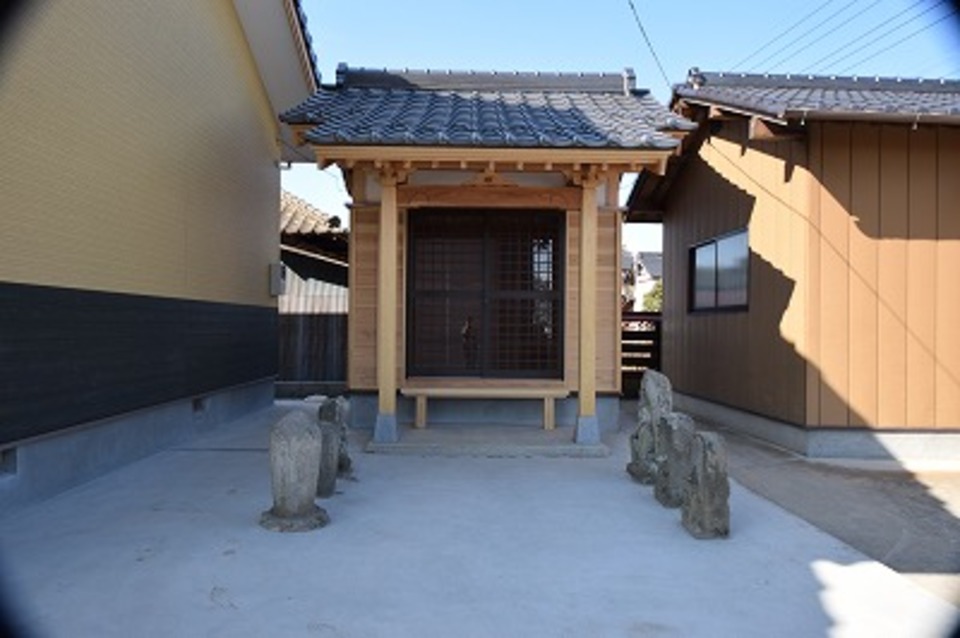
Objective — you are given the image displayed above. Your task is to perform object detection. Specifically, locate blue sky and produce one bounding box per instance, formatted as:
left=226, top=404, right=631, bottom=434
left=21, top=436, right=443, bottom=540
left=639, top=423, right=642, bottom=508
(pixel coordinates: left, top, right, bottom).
left=282, top=0, right=960, bottom=250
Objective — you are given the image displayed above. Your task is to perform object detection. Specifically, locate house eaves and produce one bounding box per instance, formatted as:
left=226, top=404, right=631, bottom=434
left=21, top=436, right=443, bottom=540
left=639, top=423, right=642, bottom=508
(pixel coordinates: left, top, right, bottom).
left=675, top=68, right=960, bottom=126
left=232, top=0, right=320, bottom=162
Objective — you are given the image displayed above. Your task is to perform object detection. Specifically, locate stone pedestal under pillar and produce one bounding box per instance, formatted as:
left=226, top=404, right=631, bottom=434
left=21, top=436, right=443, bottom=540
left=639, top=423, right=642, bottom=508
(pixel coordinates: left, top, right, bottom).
left=374, top=413, right=398, bottom=444
left=575, top=415, right=600, bottom=445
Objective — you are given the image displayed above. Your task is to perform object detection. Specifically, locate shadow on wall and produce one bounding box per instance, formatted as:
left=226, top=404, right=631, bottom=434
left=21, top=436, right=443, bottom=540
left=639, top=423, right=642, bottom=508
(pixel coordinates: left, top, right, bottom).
left=662, top=122, right=960, bottom=613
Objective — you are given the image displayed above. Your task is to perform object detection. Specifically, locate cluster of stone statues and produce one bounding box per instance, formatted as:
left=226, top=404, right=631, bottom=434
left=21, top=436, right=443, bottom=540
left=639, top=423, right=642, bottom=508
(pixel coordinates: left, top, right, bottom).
left=260, top=396, right=352, bottom=532
left=627, top=370, right=730, bottom=539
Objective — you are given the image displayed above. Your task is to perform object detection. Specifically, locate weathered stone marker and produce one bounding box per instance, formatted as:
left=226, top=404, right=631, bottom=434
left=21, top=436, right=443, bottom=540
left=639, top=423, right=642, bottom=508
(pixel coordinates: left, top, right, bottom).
left=260, top=410, right=329, bottom=532
left=315, top=395, right=352, bottom=476
left=653, top=412, right=696, bottom=509
left=316, top=420, right=340, bottom=499
left=682, top=432, right=730, bottom=539
left=627, top=370, right=673, bottom=483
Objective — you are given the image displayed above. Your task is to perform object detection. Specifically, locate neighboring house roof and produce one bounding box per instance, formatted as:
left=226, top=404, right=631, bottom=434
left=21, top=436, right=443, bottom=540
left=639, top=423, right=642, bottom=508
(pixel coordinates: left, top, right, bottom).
left=280, top=189, right=342, bottom=235
left=637, top=252, right=663, bottom=279
left=281, top=64, right=695, bottom=150
left=676, top=68, right=960, bottom=125
left=280, top=190, right=348, bottom=286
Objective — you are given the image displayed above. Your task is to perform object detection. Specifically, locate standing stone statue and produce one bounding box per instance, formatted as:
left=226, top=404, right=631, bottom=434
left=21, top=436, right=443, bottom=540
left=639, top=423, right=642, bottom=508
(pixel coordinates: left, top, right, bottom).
left=627, top=370, right=673, bottom=483
left=315, top=396, right=352, bottom=476
left=316, top=420, right=340, bottom=499
left=260, top=410, right=329, bottom=532
left=654, top=412, right=696, bottom=509
left=682, top=432, right=730, bottom=539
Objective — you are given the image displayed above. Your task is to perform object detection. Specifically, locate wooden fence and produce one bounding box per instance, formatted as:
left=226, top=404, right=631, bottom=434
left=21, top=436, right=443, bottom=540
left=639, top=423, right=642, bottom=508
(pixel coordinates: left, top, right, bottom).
left=621, top=311, right=661, bottom=397
left=277, top=314, right=347, bottom=397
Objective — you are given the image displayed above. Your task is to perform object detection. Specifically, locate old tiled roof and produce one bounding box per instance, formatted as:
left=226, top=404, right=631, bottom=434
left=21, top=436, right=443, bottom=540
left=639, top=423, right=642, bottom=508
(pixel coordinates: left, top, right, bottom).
left=280, top=190, right=342, bottom=235
left=676, top=68, right=960, bottom=124
left=280, top=64, right=695, bottom=149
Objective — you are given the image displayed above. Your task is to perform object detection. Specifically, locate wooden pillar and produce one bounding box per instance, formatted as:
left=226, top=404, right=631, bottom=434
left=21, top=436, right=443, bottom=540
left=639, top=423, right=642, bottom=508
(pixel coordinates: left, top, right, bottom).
left=576, top=175, right=600, bottom=444
left=374, top=169, right=399, bottom=443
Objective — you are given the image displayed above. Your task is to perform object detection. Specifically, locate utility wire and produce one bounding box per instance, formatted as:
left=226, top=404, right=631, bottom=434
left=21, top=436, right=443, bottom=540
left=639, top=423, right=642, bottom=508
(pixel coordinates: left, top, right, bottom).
left=626, top=0, right=672, bottom=93
left=762, top=0, right=888, bottom=71
left=802, top=0, right=943, bottom=72
left=751, top=0, right=865, bottom=71
left=837, top=8, right=958, bottom=74
left=730, top=0, right=838, bottom=71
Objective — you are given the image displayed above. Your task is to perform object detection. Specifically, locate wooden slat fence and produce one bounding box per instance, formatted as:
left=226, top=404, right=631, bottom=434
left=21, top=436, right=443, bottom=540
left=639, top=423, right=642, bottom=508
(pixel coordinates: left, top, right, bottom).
left=621, top=311, right=661, bottom=397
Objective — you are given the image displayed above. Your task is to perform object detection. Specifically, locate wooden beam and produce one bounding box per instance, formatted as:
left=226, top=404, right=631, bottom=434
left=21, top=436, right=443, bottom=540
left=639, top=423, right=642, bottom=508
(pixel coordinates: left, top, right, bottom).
left=310, top=144, right=673, bottom=171
left=397, top=184, right=581, bottom=210
left=708, top=106, right=739, bottom=121
left=749, top=116, right=805, bottom=141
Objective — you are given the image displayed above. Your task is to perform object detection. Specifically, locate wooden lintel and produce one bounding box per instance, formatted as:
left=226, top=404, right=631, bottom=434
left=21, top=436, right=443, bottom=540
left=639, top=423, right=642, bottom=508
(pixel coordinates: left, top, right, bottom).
left=749, top=116, right=805, bottom=141
left=397, top=184, right=581, bottom=210
left=308, top=146, right=675, bottom=176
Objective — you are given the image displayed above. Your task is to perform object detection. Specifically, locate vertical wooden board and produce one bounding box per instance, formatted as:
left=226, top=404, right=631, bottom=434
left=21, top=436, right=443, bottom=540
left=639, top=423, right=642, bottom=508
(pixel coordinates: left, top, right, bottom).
left=936, top=126, right=960, bottom=427
left=906, top=127, right=938, bottom=428
left=614, top=210, right=623, bottom=393
left=777, top=140, right=808, bottom=424
left=847, top=124, right=880, bottom=426
left=746, top=141, right=773, bottom=415
left=805, top=125, right=823, bottom=426
left=566, top=211, right=580, bottom=388
left=778, top=138, right=809, bottom=423
left=818, top=123, right=851, bottom=426
left=595, top=213, right=618, bottom=391
left=348, top=206, right=380, bottom=389
left=877, top=126, right=909, bottom=427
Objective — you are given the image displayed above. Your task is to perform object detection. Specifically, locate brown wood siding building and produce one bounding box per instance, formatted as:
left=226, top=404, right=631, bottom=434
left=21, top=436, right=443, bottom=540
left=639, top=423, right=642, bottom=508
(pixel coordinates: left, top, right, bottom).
left=663, top=116, right=960, bottom=431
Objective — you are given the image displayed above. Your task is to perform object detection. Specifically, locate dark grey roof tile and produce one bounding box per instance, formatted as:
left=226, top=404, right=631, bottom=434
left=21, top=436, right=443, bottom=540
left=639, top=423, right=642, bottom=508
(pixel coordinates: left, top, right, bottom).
left=281, top=65, right=694, bottom=150
left=677, top=69, right=960, bottom=123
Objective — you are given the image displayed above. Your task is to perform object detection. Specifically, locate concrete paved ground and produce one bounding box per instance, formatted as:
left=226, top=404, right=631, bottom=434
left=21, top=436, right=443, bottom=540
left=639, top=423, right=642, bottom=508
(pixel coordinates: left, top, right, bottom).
left=0, top=401, right=958, bottom=637
left=697, top=415, right=960, bottom=608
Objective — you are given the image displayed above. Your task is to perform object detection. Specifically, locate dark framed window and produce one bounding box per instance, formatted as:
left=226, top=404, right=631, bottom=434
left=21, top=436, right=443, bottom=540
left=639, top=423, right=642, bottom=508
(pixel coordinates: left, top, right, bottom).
left=690, top=229, right=749, bottom=312
left=407, top=209, right=564, bottom=378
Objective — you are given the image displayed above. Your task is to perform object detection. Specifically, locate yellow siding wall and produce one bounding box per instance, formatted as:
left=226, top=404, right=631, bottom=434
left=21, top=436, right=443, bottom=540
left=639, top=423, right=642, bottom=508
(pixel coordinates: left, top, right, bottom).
left=0, top=1, right=280, bottom=307
left=665, top=118, right=960, bottom=430
left=662, top=119, right=810, bottom=425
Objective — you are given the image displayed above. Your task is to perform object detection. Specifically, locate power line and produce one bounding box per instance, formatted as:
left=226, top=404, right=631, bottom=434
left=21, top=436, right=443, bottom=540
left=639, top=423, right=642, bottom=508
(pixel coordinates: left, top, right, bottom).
left=803, top=0, right=944, bottom=72
left=837, top=8, right=958, bottom=74
left=730, top=0, right=838, bottom=71
left=626, top=0, right=672, bottom=92
left=762, top=0, right=888, bottom=71
left=751, top=0, right=865, bottom=71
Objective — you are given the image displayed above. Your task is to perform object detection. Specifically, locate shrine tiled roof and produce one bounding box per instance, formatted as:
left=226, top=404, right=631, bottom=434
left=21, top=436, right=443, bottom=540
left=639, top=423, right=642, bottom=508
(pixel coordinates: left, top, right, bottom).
left=281, top=64, right=695, bottom=150
left=676, top=68, right=960, bottom=124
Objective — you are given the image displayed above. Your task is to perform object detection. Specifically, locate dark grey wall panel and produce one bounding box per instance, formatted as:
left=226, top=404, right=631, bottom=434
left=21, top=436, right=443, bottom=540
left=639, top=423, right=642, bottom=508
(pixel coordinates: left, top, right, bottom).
left=0, top=282, right=277, bottom=445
